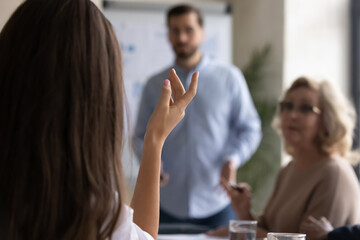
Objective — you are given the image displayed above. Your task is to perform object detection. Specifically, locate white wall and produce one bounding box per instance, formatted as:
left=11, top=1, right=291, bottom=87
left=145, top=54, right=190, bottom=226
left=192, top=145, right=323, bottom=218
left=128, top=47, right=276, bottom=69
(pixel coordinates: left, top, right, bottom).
left=0, top=0, right=103, bottom=30
left=92, top=0, right=103, bottom=9
left=231, top=0, right=284, bottom=101
left=283, top=0, right=350, bottom=94
left=231, top=0, right=350, bottom=99
left=0, top=0, right=23, bottom=30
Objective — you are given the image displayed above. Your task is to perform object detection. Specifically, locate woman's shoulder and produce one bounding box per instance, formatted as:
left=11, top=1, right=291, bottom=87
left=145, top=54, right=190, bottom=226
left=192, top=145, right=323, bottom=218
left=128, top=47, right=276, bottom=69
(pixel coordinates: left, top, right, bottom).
left=321, top=157, right=353, bottom=174
left=318, top=157, right=359, bottom=185
left=278, top=158, right=354, bottom=181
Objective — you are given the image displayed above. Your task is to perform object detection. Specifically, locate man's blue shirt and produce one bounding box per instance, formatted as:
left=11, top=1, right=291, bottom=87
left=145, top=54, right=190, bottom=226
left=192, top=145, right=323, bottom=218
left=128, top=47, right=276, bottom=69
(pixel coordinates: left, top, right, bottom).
left=133, top=55, right=262, bottom=218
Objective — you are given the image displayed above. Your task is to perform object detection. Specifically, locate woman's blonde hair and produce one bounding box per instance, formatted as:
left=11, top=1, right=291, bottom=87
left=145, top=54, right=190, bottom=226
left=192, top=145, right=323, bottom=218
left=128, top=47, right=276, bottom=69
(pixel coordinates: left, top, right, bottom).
left=272, top=77, right=357, bottom=162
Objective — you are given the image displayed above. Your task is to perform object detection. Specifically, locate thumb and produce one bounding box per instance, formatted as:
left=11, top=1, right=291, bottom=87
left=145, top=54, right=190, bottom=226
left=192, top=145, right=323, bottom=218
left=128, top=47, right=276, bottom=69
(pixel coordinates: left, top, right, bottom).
left=159, top=79, right=172, bottom=107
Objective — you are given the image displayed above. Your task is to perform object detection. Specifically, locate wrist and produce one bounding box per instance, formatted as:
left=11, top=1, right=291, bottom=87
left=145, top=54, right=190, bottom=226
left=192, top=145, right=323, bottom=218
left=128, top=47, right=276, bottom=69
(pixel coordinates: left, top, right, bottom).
left=144, top=131, right=164, bottom=150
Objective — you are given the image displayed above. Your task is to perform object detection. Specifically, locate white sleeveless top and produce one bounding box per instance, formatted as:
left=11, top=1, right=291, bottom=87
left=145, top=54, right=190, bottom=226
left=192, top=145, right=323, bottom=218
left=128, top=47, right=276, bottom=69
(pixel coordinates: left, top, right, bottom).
left=111, top=205, right=154, bottom=240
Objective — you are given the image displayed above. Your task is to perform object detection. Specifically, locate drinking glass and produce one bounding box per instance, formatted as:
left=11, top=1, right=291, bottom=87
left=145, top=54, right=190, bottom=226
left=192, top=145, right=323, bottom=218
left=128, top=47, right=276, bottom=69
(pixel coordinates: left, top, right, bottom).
left=267, top=232, right=306, bottom=240
left=229, top=220, right=257, bottom=240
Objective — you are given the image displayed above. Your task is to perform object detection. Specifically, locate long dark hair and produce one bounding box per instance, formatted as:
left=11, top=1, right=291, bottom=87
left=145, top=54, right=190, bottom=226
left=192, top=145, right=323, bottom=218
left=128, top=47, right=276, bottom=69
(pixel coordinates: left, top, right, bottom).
left=0, top=0, right=125, bottom=239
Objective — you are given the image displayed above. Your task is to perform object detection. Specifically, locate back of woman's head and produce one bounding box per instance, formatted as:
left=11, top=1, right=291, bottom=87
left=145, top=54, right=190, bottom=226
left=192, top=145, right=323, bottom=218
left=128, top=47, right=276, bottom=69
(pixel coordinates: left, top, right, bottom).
left=273, top=77, right=357, bottom=159
left=0, top=0, right=125, bottom=239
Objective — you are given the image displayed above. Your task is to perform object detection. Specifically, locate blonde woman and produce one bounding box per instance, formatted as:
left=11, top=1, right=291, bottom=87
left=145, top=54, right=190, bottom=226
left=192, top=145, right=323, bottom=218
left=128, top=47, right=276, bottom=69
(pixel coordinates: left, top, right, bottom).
left=0, top=0, right=197, bottom=239
left=208, top=77, right=360, bottom=238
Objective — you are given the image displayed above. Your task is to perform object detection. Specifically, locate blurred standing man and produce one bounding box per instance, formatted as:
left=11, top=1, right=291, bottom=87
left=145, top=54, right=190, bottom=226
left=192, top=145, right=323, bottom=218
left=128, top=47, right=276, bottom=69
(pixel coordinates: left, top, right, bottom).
left=133, top=4, right=262, bottom=228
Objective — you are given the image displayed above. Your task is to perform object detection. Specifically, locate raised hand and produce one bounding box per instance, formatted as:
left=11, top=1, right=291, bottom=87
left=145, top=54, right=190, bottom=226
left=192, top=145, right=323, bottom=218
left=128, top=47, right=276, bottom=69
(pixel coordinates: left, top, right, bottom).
left=131, top=69, right=198, bottom=238
left=145, top=69, right=198, bottom=145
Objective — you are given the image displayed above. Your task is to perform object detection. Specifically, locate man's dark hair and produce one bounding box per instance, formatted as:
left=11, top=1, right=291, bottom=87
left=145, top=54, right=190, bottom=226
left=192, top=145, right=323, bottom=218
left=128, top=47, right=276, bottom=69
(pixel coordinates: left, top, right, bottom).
left=167, top=4, right=204, bottom=27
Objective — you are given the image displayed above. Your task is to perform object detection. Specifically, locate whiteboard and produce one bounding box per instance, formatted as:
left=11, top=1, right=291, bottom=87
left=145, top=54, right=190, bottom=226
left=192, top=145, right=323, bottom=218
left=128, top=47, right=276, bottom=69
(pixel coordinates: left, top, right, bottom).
left=103, top=4, right=232, bottom=187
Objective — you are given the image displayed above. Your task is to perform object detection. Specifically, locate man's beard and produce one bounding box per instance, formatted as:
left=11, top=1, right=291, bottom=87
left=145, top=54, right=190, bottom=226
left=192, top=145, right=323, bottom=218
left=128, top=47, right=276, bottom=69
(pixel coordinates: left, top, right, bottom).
left=174, top=45, right=198, bottom=59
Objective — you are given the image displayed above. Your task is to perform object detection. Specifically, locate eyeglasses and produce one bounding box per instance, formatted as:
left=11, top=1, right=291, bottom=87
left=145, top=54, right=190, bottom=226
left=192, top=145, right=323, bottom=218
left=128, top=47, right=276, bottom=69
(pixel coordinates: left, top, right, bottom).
left=279, top=101, right=321, bottom=115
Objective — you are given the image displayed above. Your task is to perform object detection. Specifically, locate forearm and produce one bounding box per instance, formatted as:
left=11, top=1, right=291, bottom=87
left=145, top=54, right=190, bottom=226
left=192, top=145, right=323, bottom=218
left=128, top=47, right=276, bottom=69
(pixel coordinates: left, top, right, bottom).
left=131, top=133, right=162, bottom=239
left=130, top=69, right=197, bottom=239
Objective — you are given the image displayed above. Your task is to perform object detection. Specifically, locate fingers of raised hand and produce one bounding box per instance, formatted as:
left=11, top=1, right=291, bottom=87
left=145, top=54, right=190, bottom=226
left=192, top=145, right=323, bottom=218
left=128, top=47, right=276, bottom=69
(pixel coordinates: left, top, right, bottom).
left=169, top=69, right=185, bottom=99
left=175, top=71, right=198, bottom=110
left=159, top=79, right=172, bottom=108
left=185, top=71, right=198, bottom=102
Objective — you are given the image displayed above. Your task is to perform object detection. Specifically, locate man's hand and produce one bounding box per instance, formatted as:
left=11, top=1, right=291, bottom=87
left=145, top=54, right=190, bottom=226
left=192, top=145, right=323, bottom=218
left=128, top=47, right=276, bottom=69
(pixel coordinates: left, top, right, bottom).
left=220, top=160, right=237, bottom=184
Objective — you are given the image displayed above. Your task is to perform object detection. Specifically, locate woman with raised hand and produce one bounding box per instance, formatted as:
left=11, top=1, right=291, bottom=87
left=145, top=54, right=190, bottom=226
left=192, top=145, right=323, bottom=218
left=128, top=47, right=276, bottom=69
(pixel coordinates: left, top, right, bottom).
left=208, top=77, right=360, bottom=238
left=0, top=0, right=197, bottom=239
